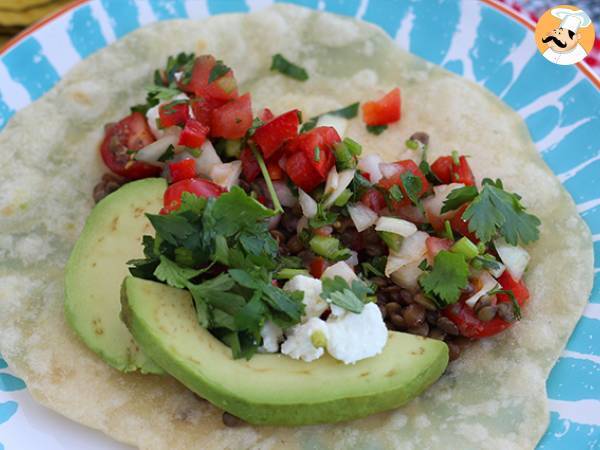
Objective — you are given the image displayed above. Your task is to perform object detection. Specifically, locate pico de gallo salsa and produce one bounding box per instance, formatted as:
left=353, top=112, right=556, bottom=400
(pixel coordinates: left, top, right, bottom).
left=94, top=52, right=541, bottom=363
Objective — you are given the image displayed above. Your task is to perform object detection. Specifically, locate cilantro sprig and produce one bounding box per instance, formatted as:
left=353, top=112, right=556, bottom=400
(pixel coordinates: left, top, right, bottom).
left=270, top=54, right=308, bottom=81
left=419, top=251, right=469, bottom=307
left=128, top=188, right=305, bottom=359
left=321, top=276, right=373, bottom=313
left=441, top=179, right=541, bottom=245
left=300, top=103, right=360, bottom=133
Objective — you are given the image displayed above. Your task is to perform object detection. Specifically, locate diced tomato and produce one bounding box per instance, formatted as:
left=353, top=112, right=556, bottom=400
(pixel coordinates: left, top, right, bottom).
left=240, top=147, right=260, bottom=182
left=442, top=271, right=529, bottom=339
left=285, top=126, right=339, bottom=178
left=168, top=159, right=197, bottom=183
left=253, top=109, right=300, bottom=159
left=258, top=107, right=274, bottom=122
left=267, top=159, right=284, bottom=181
left=99, top=112, right=161, bottom=179
left=190, top=96, right=227, bottom=126
left=310, top=257, right=327, bottom=278
left=178, top=119, right=209, bottom=148
left=159, top=101, right=190, bottom=128
left=285, top=151, right=324, bottom=192
left=449, top=203, right=478, bottom=242
left=426, top=237, right=452, bottom=259
left=181, top=55, right=238, bottom=101
left=162, top=178, right=225, bottom=214
left=377, top=160, right=430, bottom=208
left=362, top=87, right=401, bottom=126
left=361, top=171, right=371, bottom=182
left=360, top=188, right=386, bottom=213
left=431, top=155, right=475, bottom=186
left=210, top=93, right=253, bottom=139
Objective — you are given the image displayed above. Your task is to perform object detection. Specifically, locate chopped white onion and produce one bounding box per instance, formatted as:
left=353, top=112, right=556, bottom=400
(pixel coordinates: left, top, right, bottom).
left=324, top=167, right=339, bottom=196
left=209, top=161, right=242, bottom=191
left=357, top=154, right=383, bottom=183
left=324, top=169, right=355, bottom=208
left=273, top=181, right=297, bottom=207
left=321, top=262, right=357, bottom=283
left=196, top=140, right=222, bottom=176
left=464, top=271, right=498, bottom=308
left=134, top=133, right=180, bottom=164
left=347, top=203, right=378, bottom=232
left=344, top=251, right=359, bottom=268
left=422, top=183, right=465, bottom=219
left=379, top=162, right=400, bottom=179
left=375, top=216, right=417, bottom=237
left=385, top=231, right=428, bottom=276
left=296, top=216, right=309, bottom=235
left=390, top=260, right=424, bottom=292
left=494, top=239, right=530, bottom=281
left=298, top=189, right=318, bottom=218
left=316, top=114, right=348, bottom=137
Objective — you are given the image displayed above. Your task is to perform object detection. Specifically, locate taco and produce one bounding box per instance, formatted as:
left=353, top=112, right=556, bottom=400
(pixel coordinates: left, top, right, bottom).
left=0, top=5, right=592, bottom=450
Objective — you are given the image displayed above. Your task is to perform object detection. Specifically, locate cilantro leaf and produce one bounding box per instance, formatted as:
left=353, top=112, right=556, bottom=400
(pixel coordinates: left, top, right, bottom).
left=263, top=284, right=304, bottom=321
left=270, top=54, right=308, bottom=81
left=157, top=144, right=176, bottom=163
left=145, top=213, right=197, bottom=246
left=366, top=124, right=387, bottom=135
left=234, top=292, right=267, bottom=332
left=462, top=179, right=540, bottom=245
left=400, top=172, right=422, bottom=206
left=154, top=256, right=203, bottom=289
left=208, top=60, right=231, bottom=83
left=419, top=251, right=469, bottom=307
left=321, top=276, right=373, bottom=313
left=389, top=184, right=404, bottom=201
left=165, top=52, right=195, bottom=84
left=441, top=185, right=478, bottom=213
left=211, top=186, right=276, bottom=236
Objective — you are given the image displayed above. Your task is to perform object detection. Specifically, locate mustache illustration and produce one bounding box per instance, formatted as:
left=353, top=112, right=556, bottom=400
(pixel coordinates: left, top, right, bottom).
left=542, top=35, right=567, bottom=48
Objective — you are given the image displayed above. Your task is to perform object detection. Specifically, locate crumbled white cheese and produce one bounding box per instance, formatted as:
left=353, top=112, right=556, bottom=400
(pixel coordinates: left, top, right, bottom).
left=326, top=303, right=388, bottom=364
left=258, top=320, right=283, bottom=353
left=281, top=318, right=329, bottom=362
left=283, top=275, right=328, bottom=320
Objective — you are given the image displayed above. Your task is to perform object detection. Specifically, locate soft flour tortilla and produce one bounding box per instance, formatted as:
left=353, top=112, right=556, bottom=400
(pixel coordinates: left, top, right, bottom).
left=0, top=5, right=592, bottom=450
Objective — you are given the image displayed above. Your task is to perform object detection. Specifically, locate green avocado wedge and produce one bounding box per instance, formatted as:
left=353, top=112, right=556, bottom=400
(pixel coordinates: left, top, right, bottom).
left=65, top=178, right=166, bottom=374
left=122, top=276, right=450, bottom=426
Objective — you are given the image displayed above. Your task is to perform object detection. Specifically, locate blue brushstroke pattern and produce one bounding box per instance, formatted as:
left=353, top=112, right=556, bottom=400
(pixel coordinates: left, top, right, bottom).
left=67, top=5, right=107, bottom=58
left=470, top=7, right=525, bottom=96
left=0, top=373, right=25, bottom=392
left=207, top=0, right=249, bottom=15
left=0, top=96, right=14, bottom=131
left=525, top=106, right=559, bottom=143
left=0, top=358, right=6, bottom=369
left=566, top=317, right=600, bottom=356
left=323, top=0, right=361, bottom=16
left=539, top=412, right=599, bottom=449
left=149, top=0, right=187, bottom=19
left=502, top=53, right=577, bottom=110
left=562, top=158, right=600, bottom=205
left=101, top=0, right=140, bottom=38
left=0, top=402, right=17, bottom=425
left=1, top=37, right=59, bottom=100
left=547, top=357, right=600, bottom=401
left=559, top=80, right=600, bottom=127
left=409, top=0, right=459, bottom=65
left=363, top=0, right=410, bottom=37
left=544, top=118, right=600, bottom=175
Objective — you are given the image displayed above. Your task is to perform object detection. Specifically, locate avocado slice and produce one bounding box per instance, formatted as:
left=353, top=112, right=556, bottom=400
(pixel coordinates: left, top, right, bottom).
left=65, top=178, right=166, bottom=374
left=122, top=276, right=449, bottom=425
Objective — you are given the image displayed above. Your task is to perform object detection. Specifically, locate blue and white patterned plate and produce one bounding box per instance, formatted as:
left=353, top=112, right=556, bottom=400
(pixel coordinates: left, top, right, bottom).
left=0, top=1, right=598, bottom=449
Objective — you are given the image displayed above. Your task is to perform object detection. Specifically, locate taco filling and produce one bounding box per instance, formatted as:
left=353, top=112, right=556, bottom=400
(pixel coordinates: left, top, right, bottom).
left=79, top=52, right=540, bottom=371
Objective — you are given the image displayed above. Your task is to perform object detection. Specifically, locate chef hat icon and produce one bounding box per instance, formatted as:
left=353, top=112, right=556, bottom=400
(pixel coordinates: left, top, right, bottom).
left=551, top=8, right=592, bottom=33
